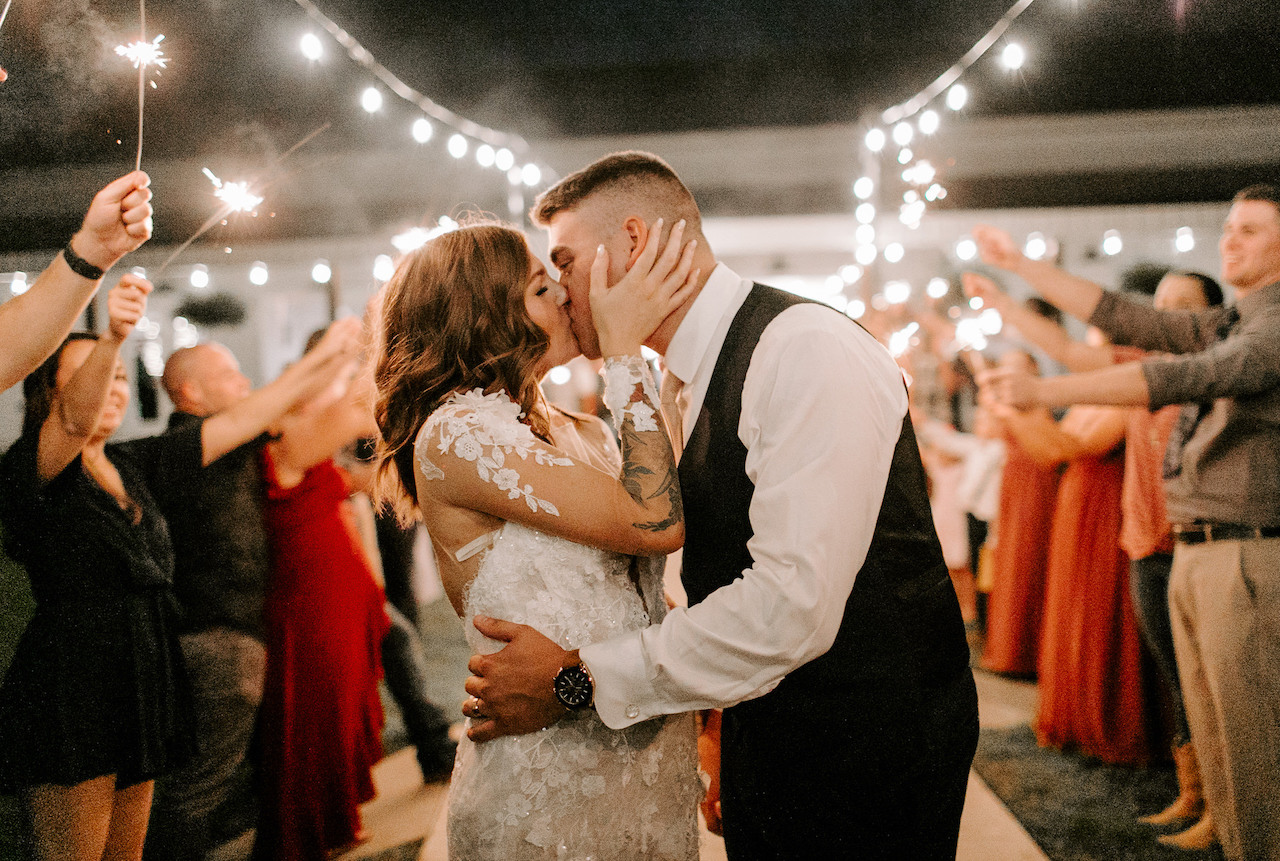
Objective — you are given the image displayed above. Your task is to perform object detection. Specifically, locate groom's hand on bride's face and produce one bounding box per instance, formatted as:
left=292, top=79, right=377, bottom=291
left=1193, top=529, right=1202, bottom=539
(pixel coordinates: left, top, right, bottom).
left=464, top=616, right=570, bottom=743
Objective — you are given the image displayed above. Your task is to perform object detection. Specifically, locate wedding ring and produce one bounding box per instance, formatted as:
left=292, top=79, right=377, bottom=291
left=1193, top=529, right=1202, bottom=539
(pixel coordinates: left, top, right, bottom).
left=466, top=697, right=484, bottom=719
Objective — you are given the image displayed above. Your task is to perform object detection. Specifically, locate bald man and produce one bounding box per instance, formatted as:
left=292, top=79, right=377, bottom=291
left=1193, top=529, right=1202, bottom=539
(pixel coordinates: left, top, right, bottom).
left=143, top=327, right=360, bottom=861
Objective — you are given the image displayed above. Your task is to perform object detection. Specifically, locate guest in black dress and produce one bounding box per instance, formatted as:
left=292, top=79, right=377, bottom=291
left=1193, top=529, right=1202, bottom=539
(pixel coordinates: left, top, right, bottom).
left=0, top=276, right=194, bottom=861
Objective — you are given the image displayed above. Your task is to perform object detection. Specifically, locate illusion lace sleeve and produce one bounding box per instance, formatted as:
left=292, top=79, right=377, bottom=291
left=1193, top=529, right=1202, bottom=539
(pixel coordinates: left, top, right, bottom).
left=414, top=389, right=575, bottom=516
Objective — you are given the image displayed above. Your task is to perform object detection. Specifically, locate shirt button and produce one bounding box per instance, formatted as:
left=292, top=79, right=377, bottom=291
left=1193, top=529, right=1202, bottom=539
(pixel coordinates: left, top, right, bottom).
left=626, top=704, right=640, bottom=719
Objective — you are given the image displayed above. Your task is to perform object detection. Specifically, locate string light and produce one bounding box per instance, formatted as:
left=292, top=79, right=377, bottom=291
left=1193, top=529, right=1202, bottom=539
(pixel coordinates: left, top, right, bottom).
left=955, top=238, right=978, bottom=261
left=918, top=109, right=940, bottom=135
left=361, top=86, right=383, bottom=113
left=311, top=260, right=332, bottom=283
left=927, top=277, right=950, bottom=299
left=286, top=0, right=551, bottom=186
left=189, top=263, right=209, bottom=289
left=884, top=242, right=905, bottom=263
left=1024, top=231, right=1048, bottom=259
left=1102, top=229, right=1123, bottom=256
left=853, top=176, right=875, bottom=199
left=1001, top=42, right=1026, bottom=70
left=447, top=134, right=468, bottom=158
left=249, top=261, right=270, bottom=285
left=299, top=32, right=323, bottom=61
left=412, top=117, right=433, bottom=143
left=1175, top=226, right=1195, bottom=253
left=373, top=254, right=395, bottom=281
left=865, top=128, right=886, bottom=152
left=476, top=144, right=496, bottom=167
left=946, top=84, right=968, bottom=111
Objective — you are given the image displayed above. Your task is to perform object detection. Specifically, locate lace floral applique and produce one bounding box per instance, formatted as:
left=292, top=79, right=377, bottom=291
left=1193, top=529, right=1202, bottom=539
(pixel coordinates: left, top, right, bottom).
left=418, top=458, right=445, bottom=482
left=601, top=355, right=661, bottom=434
left=419, top=389, right=574, bottom=515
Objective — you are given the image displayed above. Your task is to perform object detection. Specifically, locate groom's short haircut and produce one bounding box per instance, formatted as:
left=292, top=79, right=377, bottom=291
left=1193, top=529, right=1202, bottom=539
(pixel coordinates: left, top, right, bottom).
left=532, top=150, right=701, bottom=233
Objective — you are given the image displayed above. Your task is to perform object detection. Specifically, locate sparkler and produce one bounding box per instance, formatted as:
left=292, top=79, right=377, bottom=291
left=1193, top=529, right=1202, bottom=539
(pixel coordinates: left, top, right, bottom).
left=115, top=0, right=165, bottom=171
left=155, top=123, right=331, bottom=278
left=202, top=168, right=264, bottom=214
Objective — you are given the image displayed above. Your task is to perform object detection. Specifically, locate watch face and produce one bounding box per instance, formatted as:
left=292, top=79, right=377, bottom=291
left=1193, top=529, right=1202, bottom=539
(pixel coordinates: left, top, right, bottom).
left=555, top=664, right=593, bottom=709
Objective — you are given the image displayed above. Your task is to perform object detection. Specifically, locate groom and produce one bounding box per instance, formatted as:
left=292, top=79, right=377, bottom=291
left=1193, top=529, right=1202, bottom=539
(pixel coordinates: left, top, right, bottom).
left=465, top=151, right=979, bottom=858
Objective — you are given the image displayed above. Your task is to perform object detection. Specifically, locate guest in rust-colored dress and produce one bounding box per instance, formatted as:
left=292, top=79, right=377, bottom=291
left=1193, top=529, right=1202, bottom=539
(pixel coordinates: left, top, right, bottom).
left=1003, top=399, right=1155, bottom=765
left=256, top=361, right=390, bottom=861
left=981, top=351, right=1060, bottom=676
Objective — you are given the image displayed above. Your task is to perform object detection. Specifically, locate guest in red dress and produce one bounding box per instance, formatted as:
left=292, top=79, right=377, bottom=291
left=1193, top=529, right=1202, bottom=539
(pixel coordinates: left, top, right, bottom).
left=981, top=350, right=1060, bottom=676
left=255, top=358, right=390, bottom=860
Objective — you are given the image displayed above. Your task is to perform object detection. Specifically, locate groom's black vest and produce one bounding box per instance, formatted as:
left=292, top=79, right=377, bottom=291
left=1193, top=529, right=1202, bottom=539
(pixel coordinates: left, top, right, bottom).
left=678, top=285, right=969, bottom=712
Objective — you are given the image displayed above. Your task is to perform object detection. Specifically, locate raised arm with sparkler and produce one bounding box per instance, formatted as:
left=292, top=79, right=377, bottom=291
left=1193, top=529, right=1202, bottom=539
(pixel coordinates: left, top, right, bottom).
left=0, top=171, right=153, bottom=393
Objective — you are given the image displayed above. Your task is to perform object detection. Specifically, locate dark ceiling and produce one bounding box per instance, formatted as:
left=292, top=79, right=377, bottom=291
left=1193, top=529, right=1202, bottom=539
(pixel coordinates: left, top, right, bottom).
left=1, top=0, right=1278, bottom=172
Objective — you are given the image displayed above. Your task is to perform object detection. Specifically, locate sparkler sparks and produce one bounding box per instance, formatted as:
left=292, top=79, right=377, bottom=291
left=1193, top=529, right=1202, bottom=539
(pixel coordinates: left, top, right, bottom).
left=115, top=34, right=167, bottom=70
left=202, top=168, right=264, bottom=214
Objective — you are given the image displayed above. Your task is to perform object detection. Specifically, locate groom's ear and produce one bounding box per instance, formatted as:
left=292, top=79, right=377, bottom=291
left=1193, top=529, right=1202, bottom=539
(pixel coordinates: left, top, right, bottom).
left=621, top=216, right=648, bottom=270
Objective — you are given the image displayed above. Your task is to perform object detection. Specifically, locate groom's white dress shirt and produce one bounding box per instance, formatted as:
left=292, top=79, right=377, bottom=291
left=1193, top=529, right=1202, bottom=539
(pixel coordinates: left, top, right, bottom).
left=581, top=263, right=910, bottom=729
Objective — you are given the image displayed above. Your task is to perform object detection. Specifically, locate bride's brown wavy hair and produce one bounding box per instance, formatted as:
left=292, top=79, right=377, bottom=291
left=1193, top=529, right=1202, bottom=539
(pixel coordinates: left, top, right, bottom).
left=373, top=222, right=552, bottom=523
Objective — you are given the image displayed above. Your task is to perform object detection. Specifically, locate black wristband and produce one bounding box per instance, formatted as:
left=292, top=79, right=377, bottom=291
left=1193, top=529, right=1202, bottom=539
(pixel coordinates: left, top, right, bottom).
left=62, top=241, right=106, bottom=281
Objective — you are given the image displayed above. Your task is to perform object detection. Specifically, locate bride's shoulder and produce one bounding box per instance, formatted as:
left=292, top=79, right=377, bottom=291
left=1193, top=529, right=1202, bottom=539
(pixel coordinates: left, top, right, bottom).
left=414, top=388, right=536, bottom=458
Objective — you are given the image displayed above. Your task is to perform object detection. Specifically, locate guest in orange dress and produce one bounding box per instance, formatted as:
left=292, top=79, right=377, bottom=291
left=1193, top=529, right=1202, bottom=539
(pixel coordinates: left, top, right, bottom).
left=995, top=360, right=1155, bottom=765
left=981, top=350, right=1060, bottom=676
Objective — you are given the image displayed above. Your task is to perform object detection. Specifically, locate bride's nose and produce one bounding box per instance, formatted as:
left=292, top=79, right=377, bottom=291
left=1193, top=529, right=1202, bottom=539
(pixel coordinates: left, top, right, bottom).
left=552, top=282, right=569, bottom=307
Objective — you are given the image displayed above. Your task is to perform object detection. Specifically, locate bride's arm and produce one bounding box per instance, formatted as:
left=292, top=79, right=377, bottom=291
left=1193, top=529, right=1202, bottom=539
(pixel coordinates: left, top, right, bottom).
left=417, top=221, right=698, bottom=556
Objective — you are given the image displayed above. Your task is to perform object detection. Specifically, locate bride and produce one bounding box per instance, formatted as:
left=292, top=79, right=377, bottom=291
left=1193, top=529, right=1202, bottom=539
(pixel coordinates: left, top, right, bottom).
left=372, top=220, right=703, bottom=859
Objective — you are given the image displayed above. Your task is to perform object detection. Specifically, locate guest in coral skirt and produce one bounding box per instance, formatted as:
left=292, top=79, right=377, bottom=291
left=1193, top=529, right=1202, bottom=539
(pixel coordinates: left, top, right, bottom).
left=981, top=350, right=1060, bottom=677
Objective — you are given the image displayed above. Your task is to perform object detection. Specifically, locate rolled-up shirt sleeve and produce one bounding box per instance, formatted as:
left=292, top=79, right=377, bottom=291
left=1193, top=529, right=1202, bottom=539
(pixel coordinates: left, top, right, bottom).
left=582, top=308, right=907, bottom=728
left=1089, top=290, right=1231, bottom=355
left=1141, top=303, right=1280, bottom=409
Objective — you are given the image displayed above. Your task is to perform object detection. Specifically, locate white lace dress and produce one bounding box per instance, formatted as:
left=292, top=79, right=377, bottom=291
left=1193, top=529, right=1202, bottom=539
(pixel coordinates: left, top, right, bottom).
left=415, top=385, right=701, bottom=860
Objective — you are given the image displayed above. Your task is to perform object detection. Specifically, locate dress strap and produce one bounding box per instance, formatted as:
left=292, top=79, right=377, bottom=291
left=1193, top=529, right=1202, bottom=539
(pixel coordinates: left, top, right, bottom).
left=455, top=528, right=503, bottom=562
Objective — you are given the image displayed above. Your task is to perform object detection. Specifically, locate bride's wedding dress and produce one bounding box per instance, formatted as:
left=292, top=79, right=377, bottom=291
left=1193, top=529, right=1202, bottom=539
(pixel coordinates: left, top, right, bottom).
left=416, top=388, right=700, bottom=860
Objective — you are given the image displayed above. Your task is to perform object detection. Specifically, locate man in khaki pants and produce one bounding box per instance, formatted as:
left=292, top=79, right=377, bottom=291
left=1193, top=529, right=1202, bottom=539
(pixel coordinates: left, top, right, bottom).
left=978, top=184, right=1280, bottom=861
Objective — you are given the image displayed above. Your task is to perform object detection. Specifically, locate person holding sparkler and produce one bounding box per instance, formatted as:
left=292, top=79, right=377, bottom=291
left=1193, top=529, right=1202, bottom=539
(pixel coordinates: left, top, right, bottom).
left=0, top=171, right=153, bottom=393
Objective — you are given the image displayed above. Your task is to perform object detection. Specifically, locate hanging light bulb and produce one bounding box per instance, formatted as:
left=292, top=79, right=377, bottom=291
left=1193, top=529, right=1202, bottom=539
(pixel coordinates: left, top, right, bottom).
left=249, top=261, right=269, bottom=286
left=855, top=203, right=876, bottom=224
left=476, top=144, right=496, bottom=167
left=884, top=242, right=905, bottom=263
left=927, top=277, right=950, bottom=299
left=522, top=163, right=542, bottom=187
left=853, top=176, right=874, bottom=199
left=300, top=33, right=323, bottom=62
left=955, top=238, right=978, bottom=261
left=892, top=122, right=914, bottom=146
left=495, top=148, right=515, bottom=171
left=361, top=87, right=383, bottom=113
left=189, top=263, right=209, bottom=289
left=1001, top=43, right=1026, bottom=70
left=918, top=110, right=939, bottom=135
left=447, top=134, right=468, bottom=158
left=1102, top=229, right=1123, bottom=256
left=412, top=117, right=433, bottom=143
left=946, top=84, right=968, bottom=111
left=865, top=128, right=886, bottom=152
left=1175, top=226, right=1195, bottom=253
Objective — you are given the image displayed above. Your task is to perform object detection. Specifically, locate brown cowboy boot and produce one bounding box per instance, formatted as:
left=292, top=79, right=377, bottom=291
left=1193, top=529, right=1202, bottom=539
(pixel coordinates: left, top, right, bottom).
left=1139, top=742, right=1204, bottom=826
left=1158, top=811, right=1218, bottom=851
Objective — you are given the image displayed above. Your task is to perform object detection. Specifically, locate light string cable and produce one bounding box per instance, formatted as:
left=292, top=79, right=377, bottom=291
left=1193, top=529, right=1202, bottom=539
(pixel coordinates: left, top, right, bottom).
left=880, top=0, right=1041, bottom=125
left=287, top=0, right=530, bottom=155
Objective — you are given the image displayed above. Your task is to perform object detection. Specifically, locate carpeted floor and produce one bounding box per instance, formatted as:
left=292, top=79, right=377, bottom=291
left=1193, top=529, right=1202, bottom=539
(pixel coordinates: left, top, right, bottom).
left=973, top=725, right=1224, bottom=861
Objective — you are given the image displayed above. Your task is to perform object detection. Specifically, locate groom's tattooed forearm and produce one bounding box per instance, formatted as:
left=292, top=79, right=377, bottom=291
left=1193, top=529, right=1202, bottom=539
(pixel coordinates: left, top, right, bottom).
left=618, top=419, right=682, bottom=532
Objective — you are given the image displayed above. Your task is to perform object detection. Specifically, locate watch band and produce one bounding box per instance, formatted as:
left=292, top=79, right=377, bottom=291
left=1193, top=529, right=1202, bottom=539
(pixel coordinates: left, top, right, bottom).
left=62, top=240, right=107, bottom=281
